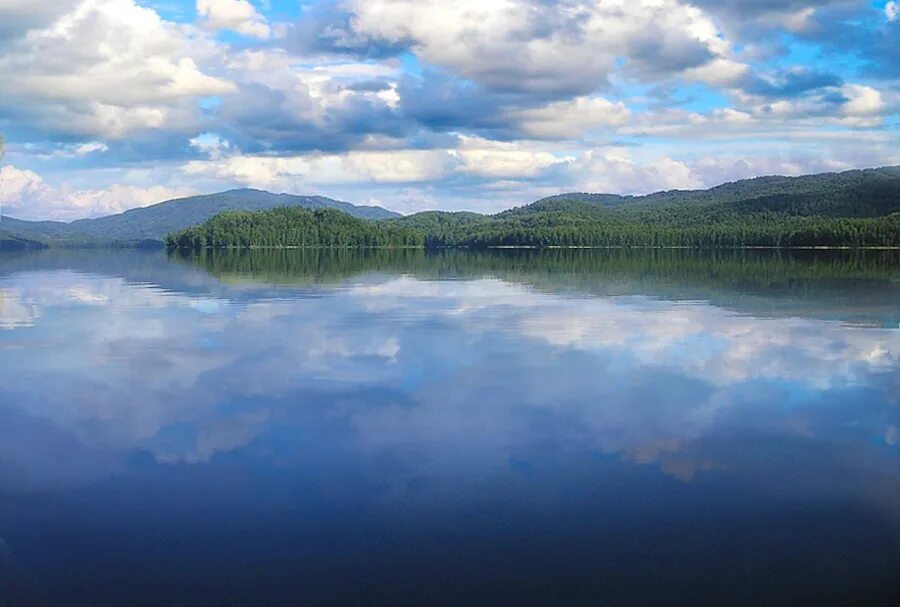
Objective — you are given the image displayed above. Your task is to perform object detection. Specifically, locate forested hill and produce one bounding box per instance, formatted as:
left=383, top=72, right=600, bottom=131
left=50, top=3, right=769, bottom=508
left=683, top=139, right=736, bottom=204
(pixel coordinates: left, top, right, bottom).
left=166, top=207, right=423, bottom=249
left=507, top=166, right=900, bottom=216
left=527, top=166, right=900, bottom=212
left=69, top=189, right=400, bottom=241
left=0, top=189, right=399, bottom=248
left=5, top=166, right=900, bottom=250
left=395, top=166, right=900, bottom=248
left=168, top=166, right=900, bottom=250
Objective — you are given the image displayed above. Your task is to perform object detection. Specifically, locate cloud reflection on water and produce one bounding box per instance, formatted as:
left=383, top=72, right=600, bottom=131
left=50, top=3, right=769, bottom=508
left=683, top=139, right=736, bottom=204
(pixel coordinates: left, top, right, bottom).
left=0, top=265, right=896, bottom=497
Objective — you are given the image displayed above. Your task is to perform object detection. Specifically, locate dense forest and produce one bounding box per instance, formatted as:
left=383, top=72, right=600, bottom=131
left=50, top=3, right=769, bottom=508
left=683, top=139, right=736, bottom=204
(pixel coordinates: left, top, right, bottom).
left=168, top=166, right=900, bottom=250
left=165, top=207, right=424, bottom=249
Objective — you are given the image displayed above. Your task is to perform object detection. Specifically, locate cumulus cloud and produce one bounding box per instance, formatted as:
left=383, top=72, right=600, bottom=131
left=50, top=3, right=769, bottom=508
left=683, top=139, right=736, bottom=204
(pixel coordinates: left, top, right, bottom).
left=0, top=165, right=196, bottom=220
left=888, top=2, right=899, bottom=21
left=180, top=140, right=704, bottom=196
left=182, top=149, right=452, bottom=189
left=0, top=0, right=79, bottom=43
left=0, top=0, right=235, bottom=138
left=196, top=0, right=271, bottom=39
left=511, top=96, right=631, bottom=139
left=687, top=156, right=853, bottom=186
left=452, top=136, right=571, bottom=179
left=692, top=0, right=858, bottom=36
left=208, top=48, right=409, bottom=153
left=339, top=0, right=740, bottom=95
left=566, top=149, right=702, bottom=193
left=0, top=0, right=898, bottom=217
left=189, top=133, right=231, bottom=158
left=838, top=83, right=887, bottom=122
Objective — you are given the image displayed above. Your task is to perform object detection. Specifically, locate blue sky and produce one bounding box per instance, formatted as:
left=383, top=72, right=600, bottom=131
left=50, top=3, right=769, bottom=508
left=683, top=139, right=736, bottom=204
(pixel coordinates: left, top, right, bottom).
left=0, top=0, right=898, bottom=219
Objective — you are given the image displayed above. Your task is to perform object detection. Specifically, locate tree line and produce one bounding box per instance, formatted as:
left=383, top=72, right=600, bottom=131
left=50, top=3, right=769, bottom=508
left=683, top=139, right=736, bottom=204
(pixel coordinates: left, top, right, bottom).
left=167, top=176, right=900, bottom=250
left=165, top=207, right=424, bottom=249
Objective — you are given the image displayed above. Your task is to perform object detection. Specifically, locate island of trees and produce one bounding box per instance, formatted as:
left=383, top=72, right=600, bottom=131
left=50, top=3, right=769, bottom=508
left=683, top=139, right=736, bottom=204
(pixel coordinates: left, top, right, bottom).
left=167, top=167, right=900, bottom=250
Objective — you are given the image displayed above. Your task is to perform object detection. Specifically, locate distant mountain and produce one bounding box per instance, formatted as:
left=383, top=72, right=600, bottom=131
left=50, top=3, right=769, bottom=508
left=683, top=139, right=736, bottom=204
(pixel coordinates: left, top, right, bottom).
left=3, top=167, right=900, bottom=250
left=0, top=229, right=48, bottom=251
left=0, top=189, right=400, bottom=247
left=519, top=166, right=900, bottom=216
left=171, top=166, right=900, bottom=250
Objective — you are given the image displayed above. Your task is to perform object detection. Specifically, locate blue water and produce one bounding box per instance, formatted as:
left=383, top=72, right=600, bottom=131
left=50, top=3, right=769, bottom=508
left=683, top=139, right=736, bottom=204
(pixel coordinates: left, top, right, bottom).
left=0, top=249, right=898, bottom=606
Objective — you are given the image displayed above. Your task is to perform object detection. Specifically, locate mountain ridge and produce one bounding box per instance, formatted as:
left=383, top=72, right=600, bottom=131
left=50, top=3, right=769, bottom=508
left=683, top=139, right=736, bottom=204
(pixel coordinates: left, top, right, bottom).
left=169, top=166, right=900, bottom=250
left=521, top=165, right=900, bottom=214
left=3, top=166, right=899, bottom=250
left=1, top=189, right=400, bottom=247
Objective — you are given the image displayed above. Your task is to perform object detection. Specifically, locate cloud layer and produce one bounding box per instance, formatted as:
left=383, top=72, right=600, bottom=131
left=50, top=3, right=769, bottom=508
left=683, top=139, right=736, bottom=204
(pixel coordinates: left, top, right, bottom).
left=0, top=0, right=898, bottom=218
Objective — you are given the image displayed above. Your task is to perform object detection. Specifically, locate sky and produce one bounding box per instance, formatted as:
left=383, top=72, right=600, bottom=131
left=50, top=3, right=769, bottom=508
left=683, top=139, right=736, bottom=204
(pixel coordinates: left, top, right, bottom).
left=0, top=0, right=898, bottom=220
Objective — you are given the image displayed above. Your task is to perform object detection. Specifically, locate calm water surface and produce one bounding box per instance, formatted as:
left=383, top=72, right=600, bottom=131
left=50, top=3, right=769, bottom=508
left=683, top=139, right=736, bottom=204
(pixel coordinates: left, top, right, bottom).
left=0, top=249, right=898, bottom=606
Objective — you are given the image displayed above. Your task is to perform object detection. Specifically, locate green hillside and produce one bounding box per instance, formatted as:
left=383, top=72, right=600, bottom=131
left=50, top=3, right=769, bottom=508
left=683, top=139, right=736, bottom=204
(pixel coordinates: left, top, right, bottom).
left=5, top=166, right=900, bottom=250
left=169, top=166, right=900, bottom=250
left=166, top=207, right=423, bottom=249
left=0, top=189, right=399, bottom=246
left=412, top=166, right=900, bottom=248
left=528, top=166, right=900, bottom=212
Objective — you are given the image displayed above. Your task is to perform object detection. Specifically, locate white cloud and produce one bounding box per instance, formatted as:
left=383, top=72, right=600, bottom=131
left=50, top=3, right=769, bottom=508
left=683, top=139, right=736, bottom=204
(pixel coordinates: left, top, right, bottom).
left=621, top=79, right=895, bottom=139
left=0, top=0, right=897, bottom=218
left=0, top=0, right=235, bottom=138
left=743, top=83, right=889, bottom=128
left=886, top=1, right=899, bottom=22
left=72, top=142, right=109, bottom=156
left=566, top=149, right=702, bottom=193
left=345, top=0, right=741, bottom=94
left=0, top=0, right=79, bottom=42
left=0, top=165, right=46, bottom=206
left=683, top=58, right=750, bottom=87
left=0, top=164, right=197, bottom=220
left=687, top=156, right=853, bottom=186
left=512, top=96, right=631, bottom=139
left=196, top=0, right=271, bottom=39
left=181, top=139, right=700, bottom=193
left=452, top=137, right=571, bottom=179
left=34, top=141, right=110, bottom=159
left=189, top=133, right=231, bottom=158
left=183, top=149, right=451, bottom=188
left=838, top=84, right=886, bottom=124
left=216, top=48, right=403, bottom=145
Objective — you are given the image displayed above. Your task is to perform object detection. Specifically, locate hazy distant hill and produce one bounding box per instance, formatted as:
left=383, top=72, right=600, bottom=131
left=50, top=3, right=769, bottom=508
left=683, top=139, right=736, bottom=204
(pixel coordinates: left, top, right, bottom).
left=0, top=189, right=399, bottom=247
left=0, top=229, right=48, bottom=251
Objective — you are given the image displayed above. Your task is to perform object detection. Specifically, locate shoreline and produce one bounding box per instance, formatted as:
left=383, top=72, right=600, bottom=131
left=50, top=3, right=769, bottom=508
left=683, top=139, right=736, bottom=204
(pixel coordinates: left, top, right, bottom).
left=165, top=244, right=900, bottom=251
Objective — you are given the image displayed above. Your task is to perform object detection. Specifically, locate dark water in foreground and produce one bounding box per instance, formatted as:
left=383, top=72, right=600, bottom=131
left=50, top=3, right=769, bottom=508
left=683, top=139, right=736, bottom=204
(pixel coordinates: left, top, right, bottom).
left=0, top=249, right=898, bottom=606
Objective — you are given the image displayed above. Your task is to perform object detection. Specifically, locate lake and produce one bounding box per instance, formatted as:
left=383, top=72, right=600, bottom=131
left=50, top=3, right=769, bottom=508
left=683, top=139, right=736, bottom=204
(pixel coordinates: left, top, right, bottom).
left=0, top=248, right=898, bottom=606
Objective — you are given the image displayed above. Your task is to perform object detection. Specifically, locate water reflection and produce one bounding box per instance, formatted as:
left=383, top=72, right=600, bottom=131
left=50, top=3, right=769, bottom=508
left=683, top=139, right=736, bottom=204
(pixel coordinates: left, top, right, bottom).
left=0, top=249, right=898, bottom=606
